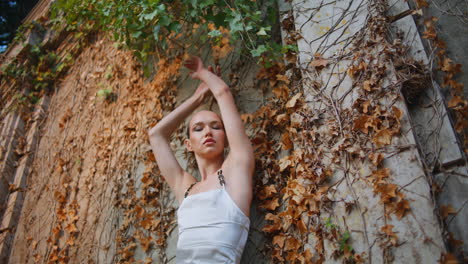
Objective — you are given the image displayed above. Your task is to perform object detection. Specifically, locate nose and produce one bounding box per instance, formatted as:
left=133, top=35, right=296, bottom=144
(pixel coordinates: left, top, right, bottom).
left=204, top=127, right=213, bottom=137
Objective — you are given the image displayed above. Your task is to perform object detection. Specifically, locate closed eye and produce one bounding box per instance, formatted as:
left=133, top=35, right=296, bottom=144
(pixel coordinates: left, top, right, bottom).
left=211, top=121, right=223, bottom=129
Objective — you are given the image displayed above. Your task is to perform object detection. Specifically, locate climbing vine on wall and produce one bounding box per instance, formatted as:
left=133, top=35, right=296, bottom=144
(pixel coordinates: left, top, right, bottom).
left=50, top=0, right=283, bottom=66
left=244, top=0, right=453, bottom=262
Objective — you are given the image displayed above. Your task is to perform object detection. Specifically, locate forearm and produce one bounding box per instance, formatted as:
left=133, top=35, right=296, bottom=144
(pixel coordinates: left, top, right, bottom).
left=148, top=94, right=203, bottom=139
left=198, top=68, right=229, bottom=98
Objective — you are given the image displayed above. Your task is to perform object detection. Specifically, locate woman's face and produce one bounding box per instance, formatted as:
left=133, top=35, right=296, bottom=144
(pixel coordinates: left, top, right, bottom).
left=185, top=110, right=226, bottom=158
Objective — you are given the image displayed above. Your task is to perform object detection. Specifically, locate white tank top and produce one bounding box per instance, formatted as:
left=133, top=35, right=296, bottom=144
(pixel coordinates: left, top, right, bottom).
left=176, top=175, right=250, bottom=264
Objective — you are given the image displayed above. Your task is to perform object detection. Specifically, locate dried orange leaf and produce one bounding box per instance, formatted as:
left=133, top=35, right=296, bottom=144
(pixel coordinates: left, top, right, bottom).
left=369, top=152, right=384, bottom=166
left=310, top=58, right=328, bottom=69
left=66, top=236, right=75, bottom=246
left=381, top=224, right=398, bottom=245
left=279, top=155, right=293, bottom=172
left=134, top=205, right=145, bottom=218
left=272, top=248, right=284, bottom=261
left=440, top=205, right=457, bottom=219
left=65, top=223, right=78, bottom=233
left=276, top=74, right=290, bottom=84
left=273, top=235, right=286, bottom=248
left=447, top=96, right=464, bottom=108
left=259, top=185, right=277, bottom=200
left=281, top=132, right=293, bottom=150
left=272, top=85, right=289, bottom=100
left=363, top=80, right=373, bottom=91
left=33, top=253, right=41, bottom=262
left=372, top=129, right=392, bottom=146
left=286, top=93, right=302, bottom=108
left=296, top=218, right=308, bottom=233
left=275, top=113, right=289, bottom=124
left=392, top=106, right=402, bottom=120
left=303, top=248, right=314, bottom=261
left=395, top=198, right=410, bottom=219
left=284, top=236, right=301, bottom=251
left=362, top=100, right=371, bottom=113
left=261, top=198, right=280, bottom=211
left=415, top=0, right=429, bottom=8
left=139, top=235, right=153, bottom=252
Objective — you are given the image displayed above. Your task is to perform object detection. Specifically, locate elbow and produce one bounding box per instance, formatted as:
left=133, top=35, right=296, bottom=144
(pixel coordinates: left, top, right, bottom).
left=148, top=127, right=159, bottom=137
left=214, top=85, right=230, bottom=98
left=148, top=126, right=166, bottom=139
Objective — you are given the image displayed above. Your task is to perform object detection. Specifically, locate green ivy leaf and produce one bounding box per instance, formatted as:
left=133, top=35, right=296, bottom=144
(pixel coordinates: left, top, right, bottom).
left=158, top=15, right=171, bottom=26
left=257, top=26, right=271, bottom=36
left=281, top=44, right=298, bottom=53
left=141, top=10, right=158, bottom=21
left=251, top=45, right=267, bottom=57
left=229, top=12, right=244, bottom=33
left=199, top=0, right=215, bottom=8
left=339, top=231, right=351, bottom=251
left=97, top=88, right=113, bottom=99
left=168, top=23, right=181, bottom=33
left=157, top=3, right=166, bottom=12
left=131, top=31, right=143, bottom=39
left=153, top=25, right=161, bottom=41
left=189, top=9, right=197, bottom=18
left=208, top=30, right=221, bottom=38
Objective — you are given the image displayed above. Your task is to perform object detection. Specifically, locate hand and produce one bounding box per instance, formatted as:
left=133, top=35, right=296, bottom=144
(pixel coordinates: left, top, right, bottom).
left=184, top=56, right=204, bottom=80
left=194, top=65, right=221, bottom=102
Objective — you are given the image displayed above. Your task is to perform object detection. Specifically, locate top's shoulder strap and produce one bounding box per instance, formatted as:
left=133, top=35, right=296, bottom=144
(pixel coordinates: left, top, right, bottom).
left=184, top=181, right=197, bottom=198
left=217, top=169, right=226, bottom=187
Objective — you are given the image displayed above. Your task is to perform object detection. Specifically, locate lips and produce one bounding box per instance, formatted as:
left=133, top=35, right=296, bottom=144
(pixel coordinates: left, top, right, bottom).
left=203, top=138, right=216, bottom=144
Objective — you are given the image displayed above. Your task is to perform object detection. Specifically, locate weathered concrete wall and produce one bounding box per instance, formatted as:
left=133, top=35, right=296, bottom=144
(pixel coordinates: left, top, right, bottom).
left=415, top=0, right=468, bottom=98
left=288, top=0, right=445, bottom=261
left=390, top=0, right=468, bottom=258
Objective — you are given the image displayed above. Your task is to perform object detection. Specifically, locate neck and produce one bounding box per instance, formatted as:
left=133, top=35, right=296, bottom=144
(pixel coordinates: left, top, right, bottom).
left=195, top=154, right=224, bottom=181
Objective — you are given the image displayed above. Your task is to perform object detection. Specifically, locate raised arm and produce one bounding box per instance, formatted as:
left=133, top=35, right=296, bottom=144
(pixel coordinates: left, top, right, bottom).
left=184, top=57, right=254, bottom=172
left=148, top=75, right=212, bottom=201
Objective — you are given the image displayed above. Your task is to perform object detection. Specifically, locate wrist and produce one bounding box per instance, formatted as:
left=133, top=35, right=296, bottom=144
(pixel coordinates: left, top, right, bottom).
left=190, top=92, right=204, bottom=105
left=198, top=68, right=211, bottom=78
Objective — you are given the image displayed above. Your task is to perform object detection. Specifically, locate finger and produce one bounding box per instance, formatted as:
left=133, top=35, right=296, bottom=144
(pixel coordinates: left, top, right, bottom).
left=195, top=56, right=203, bottom=66
left=216, top=65, right=221, bottom=76
left=208, top=65, right=213, bottom=72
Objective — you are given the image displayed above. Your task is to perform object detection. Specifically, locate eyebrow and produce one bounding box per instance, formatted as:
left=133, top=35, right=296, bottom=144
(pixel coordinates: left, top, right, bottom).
left=192, top=121, right=222, bottom=127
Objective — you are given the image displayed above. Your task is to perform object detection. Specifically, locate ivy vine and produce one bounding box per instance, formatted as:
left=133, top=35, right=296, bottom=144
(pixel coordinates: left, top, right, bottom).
left=50, top=0, right=288, bottom=67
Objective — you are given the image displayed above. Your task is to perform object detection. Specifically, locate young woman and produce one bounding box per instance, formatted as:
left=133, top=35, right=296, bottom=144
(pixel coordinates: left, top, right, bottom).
left=147, top=56, right=254, bottom=263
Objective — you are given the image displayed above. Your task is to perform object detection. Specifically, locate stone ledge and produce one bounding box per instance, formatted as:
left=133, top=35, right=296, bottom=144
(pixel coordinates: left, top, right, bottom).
left=0, top=95, right=49, bottom=263
left=0, top=113, right=25, bottom=220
